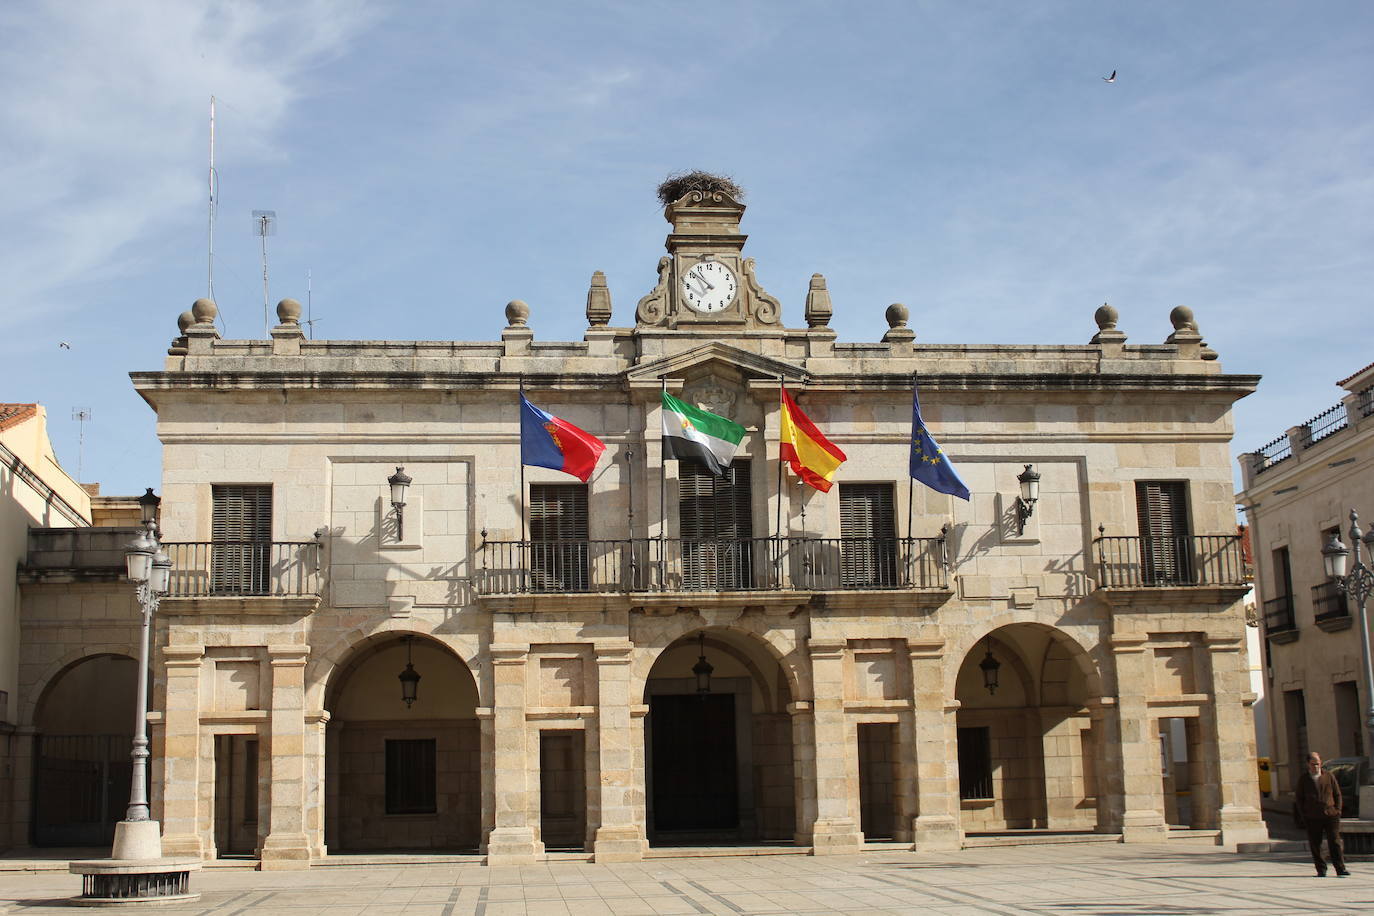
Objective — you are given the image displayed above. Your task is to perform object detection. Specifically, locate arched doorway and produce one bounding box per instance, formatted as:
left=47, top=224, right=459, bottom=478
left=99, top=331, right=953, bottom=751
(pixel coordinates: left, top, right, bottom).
left=954, top=625, right=1099, bottom=834
left=32, top=654, right=138, bottom=846
left=324, top=635, right=480, bottom=852
left=643, top=628, right=796, bottom=846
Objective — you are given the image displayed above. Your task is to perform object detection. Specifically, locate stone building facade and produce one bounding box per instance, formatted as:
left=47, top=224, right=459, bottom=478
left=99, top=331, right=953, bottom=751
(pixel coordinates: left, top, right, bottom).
left=16, top=188, right=1267, bottom=864
left=1237, top=362, right=1374, bottom=801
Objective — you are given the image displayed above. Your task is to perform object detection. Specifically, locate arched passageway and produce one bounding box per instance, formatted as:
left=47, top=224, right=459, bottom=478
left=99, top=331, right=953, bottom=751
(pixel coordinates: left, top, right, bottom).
left=324, top=636, right=480, bottom=852
left=32, top=654, right=138, bottom=846
left=643, top=628, right=796, bottom=846
left=954, top=625, right=1100, bottom=833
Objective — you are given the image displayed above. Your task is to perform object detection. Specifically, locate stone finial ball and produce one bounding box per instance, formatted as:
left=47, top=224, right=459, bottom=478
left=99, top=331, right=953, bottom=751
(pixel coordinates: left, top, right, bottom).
left=505, top=299, right=530, bottom=328
left=885, top=303, right=909, bottom=329
left=1094, top=303, right=1118, bottom=330
left=190, top=298, right=218, bottom=324
left=177, top=310, right=195, bottom=334
left=1169, top=305, right=1195, bottom=330
left=276, top=298, right=302, bottom=324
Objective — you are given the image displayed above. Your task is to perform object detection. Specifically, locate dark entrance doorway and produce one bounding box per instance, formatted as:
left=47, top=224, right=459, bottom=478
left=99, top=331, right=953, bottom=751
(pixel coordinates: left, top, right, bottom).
left=214, top=735, right=260, bottom=856
left=32, top=734, right=131, bottom=846
left=857, top=723, right=896, bottom=839
left=539, top=731, right=586, bottom=850
left=649, top=693, right=738, bottom=836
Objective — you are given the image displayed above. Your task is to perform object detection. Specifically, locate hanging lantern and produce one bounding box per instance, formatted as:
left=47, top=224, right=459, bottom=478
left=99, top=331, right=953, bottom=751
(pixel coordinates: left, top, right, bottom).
left=979, top=640, right=1001, bottom=694
left=693, top=632, right=714, bottom=695
left=398, top=637, right=421, bottom=708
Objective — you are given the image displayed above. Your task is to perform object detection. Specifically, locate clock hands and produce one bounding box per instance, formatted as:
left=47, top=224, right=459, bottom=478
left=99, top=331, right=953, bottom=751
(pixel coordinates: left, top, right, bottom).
left=688, top=267, right=716, bottom=292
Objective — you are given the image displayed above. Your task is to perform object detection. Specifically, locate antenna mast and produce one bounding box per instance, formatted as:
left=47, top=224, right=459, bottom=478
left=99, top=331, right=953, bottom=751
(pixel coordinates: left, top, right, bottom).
left=307, top=269, right=313, bottom=339
left=208, top=96, right=217, bottom=304
left=71, top=407, right=91, bottom=482
left=253, top=209, right=277, bottom=337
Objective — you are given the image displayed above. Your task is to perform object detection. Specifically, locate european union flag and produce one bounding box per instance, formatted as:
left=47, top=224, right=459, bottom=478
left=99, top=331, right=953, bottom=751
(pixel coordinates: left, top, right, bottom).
left=910, top=387, right=970, bottom=500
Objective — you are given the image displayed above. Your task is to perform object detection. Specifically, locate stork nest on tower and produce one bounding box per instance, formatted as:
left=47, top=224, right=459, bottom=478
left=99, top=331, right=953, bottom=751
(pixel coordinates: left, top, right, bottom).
left=656, top=171, right=745, bottom=207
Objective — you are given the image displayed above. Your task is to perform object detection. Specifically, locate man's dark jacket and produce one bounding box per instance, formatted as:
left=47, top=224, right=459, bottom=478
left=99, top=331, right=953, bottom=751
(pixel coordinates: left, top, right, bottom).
left=1294, top=769, right=1343, bottom=824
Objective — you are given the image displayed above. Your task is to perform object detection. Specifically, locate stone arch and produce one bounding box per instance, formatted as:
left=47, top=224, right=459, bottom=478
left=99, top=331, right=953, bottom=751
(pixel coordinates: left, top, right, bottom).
left=631, top=612, right=807, bottom=704
left=24, top=646, right=138, bottom=728
left=307, top=618, right=485, bottom=711
left=945, top=615, right=1103, bottom=701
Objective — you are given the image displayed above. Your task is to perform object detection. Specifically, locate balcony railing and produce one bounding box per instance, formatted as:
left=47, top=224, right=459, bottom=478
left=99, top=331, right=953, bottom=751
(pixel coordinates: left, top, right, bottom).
left=1312, top=580, right=1351, bottom=623
left=477, top=535, right=948, bottom=596
left=1251, top=433, right=1292, bottom=476
left=1264, top=593, right=1297, bottom=634
left=1303, top=401, right=1349, bottom=448
left=163, top=540, right=321, bottom=597
left=1094, top=534, right=1246, bottom=588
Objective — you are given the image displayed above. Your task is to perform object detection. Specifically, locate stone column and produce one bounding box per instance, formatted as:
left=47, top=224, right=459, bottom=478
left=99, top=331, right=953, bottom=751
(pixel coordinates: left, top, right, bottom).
left=159, top=645, right=205, bottom=857
left=591, top=641, right=643, bottom=861
left=1205, top=634, right=1269, bottom=846
left=485, top=643, right=537, bottom=864
left=806, top=638, right=861, bottom=853
left=1109, top=633, right=1168, bottom=842
left=8, top=729, right=35, bottom=850
left=1088, top=698, right=1121, bottom=833
left=305, top=712, right=329, bottom=858
left=908, top=639, right=961, bottom=851
left=259, top=644, right=312, bottom=869
left=788, top=701, right=816, bottom=844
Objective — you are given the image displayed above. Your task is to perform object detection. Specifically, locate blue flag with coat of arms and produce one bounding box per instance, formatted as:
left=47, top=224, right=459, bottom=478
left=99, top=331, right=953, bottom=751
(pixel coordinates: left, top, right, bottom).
left=910, top=386, right=970, bottom=500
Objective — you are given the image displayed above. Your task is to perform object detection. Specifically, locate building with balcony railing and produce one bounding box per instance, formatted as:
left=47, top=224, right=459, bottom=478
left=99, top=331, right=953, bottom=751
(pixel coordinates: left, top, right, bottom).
left=1237, top=361, right=1374, bottom=803
left=12, top=181, right=1269, bottom=865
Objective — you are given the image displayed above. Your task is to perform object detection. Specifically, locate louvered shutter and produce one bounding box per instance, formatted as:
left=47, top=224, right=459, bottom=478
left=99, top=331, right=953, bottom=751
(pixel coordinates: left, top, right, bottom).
left=529, top=484, right=589, bottom=591
left=211, top=485, right=272, bottom=594
left=679, top=461, right=753, bottom=588
left=840, top=484, right=896, bottom=587
left=1135, top=481, right=1191, bottom=585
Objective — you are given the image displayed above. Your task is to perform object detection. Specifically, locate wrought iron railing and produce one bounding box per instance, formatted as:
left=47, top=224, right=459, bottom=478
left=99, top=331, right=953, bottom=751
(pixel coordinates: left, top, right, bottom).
left=1251, top=433, right=1292, bottom=476
left=163, top=540, right=321, bottom=597
left=477, top=535, right=948, bottom=595
left=1264, top=593, right=1296, bottom=634
left=1094, top=533, right=1246, bottom=588
left=1303, top=401, right=1348, bottom=448
left=1312, top=580, right=1350, bottom=622
left=1360, top=384, right=1374, bottom=418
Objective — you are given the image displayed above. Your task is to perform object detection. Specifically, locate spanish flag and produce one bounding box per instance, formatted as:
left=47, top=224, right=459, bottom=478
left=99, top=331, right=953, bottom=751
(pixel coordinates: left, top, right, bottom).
left=779, top=388, right=847, bottom=492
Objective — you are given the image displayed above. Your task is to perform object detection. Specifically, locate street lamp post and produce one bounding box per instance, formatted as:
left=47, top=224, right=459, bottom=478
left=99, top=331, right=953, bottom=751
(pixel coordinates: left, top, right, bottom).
left=118, top=489, right=169, bottom=849
left=1322, top=508, right=1374, bottom=775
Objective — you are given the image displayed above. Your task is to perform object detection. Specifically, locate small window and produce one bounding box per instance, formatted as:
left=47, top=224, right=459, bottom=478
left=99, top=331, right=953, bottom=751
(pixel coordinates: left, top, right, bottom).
left=385, top=738, right=436, bottom=815
left=529, top=484, right=589, bottom=591
left=957, top=726, right=993, bottom=800
left=839, top=484, right=897, bottom=588
left=211, top=484, right=273, bottom=595
left=1135, top=481, right=1192, bottom=585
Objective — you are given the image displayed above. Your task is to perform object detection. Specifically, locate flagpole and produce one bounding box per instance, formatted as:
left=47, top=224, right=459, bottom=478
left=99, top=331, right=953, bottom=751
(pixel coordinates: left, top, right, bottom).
left=774, top=379, right=785, bottom=587
left=519, top=376, right=528, bottom=593
left=659, top=377, right=668, bottom=589
left=907, top=373, right=916, bottom=587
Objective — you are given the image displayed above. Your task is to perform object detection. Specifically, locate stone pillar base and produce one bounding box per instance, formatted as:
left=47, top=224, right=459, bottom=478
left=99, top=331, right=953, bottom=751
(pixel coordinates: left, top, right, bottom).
left=259, top=834, right=312, bottom=870
left=111, top=820, right=163, bottom=860
left=158, top=832, right=203, bottom=859
left=912, top=814, right=962, bottom=852
left=592, top=826, right=644, bottom=863
left=485, top=827, right=539, bottom=865
left=1218, top=805, right=1270, bottom=848
left=1120, top=810, right=1169, bottom=843
left=809, top=818, right=862, bottom=855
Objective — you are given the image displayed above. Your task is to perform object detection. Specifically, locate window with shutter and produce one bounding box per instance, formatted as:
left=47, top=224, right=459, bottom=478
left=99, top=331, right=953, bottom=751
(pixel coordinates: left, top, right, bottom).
left=529, top=484, right=589, bottom=591
left=678, top=461, right=753, bottom=589
left=839, top=484, right=897, bottom=588
left=385, top=738, right=436, bottom=814
left=1134, top=481, right=1192, bottom=585
left=211, top=485, right=272, bottom=594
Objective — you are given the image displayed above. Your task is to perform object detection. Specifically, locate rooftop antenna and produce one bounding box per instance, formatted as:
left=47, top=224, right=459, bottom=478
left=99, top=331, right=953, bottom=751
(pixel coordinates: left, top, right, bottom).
left=253, top=209, right=276, bottom=337
left=306, top=268, right=319, bottom=339
left=208, top=96, right=217, bottom=305
left=71, top=407, right=91, bottom=482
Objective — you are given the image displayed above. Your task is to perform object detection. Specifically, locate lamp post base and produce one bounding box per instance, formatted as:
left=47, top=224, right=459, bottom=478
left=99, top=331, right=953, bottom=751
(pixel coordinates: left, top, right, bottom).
left=70, top=821, right=201, bottom=906
left=110, top=820, right=163, bottom=860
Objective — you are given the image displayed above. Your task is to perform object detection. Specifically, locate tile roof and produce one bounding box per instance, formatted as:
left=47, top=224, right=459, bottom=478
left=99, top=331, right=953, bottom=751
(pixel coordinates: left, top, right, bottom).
left=0, top=403, right=38, bottom=432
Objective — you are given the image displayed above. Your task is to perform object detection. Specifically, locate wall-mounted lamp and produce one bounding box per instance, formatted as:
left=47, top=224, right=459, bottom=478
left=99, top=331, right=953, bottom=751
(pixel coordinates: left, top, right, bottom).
left=979, top=639, right=1001, bottom=695
left=1015, top=464, right=1041, bottom=535
left=387, top=466, right=412, bottom=540
left=398, top=636, right=421, bottom=708
left=693, top=632, right=714, bottom=695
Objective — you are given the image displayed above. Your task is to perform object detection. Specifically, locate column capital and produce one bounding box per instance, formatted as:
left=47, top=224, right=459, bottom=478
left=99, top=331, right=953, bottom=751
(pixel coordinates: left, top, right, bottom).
left=594, top=641, right=634, bottom=663
left=808, top=638, right=845, bottom=659
left=1204, top=635, right=1245, bottom=652
left=908, top=638, right=945, bottom=660
left=268, top=644, right=310, bottom=664
left=490, top=643, right=529, bottom=664
left=1109, top=633, right=1149, bottom=653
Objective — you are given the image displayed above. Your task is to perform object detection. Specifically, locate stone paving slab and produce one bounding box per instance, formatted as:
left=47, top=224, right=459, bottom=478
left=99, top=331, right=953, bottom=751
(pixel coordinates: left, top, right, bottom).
left=0, top=844, right=1371, bottom=914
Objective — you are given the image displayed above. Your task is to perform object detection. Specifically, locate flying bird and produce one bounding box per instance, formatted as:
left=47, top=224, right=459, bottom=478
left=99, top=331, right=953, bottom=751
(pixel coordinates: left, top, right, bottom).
left=58, top=341, right=71, bottom=349
left=1103, top=70, right=1116, bottom=83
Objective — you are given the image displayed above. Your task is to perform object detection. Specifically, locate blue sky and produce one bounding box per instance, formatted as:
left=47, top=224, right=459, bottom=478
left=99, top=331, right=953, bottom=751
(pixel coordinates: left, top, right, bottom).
left=1, top=1, right=1371, bottom=496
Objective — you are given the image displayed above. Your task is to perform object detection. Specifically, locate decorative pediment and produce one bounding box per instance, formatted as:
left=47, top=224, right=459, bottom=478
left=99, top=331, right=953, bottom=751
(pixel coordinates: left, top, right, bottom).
left=625, top=342, right=807, bottom=391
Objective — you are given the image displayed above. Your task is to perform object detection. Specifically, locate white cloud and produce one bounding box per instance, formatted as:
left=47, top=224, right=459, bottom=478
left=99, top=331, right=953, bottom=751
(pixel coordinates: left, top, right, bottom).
left=0, top=0, right=374, bottom=330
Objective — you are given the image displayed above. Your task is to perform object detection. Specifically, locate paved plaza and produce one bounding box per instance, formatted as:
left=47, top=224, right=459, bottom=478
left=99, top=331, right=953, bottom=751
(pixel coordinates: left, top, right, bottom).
left=0, top=842, right=1369, bottom=915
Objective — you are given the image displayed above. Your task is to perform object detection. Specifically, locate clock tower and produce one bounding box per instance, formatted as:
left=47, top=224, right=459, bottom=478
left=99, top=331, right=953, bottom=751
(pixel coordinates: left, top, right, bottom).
left=635, top=182, right=782, bottom=330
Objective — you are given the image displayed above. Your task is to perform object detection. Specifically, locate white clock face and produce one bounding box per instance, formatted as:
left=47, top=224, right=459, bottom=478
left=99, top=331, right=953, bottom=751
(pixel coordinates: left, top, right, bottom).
left=681, top=260, right=738, bottom=313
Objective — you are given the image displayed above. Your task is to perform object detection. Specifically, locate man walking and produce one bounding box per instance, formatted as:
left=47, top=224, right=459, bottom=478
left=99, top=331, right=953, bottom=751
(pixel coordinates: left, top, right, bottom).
left=1294, top=751, right=1348, bottom=877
